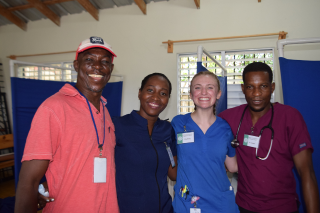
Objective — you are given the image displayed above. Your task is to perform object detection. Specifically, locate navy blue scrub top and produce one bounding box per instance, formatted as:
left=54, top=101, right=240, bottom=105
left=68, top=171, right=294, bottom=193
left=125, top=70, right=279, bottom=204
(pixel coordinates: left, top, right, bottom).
left=113, top=111, right=177, bottom=213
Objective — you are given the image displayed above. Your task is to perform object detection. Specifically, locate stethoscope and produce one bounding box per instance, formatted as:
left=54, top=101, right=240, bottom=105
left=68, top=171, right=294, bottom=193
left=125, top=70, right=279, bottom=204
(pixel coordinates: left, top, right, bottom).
left=231, top=104, right=274, bottom=160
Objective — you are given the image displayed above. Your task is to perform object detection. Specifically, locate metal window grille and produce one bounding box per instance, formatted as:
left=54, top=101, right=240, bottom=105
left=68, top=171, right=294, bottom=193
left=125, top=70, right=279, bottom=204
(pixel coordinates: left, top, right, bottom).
left=0, top=63, right=5, bottom=93
left=177, top=49, right=274, bottom=114
left=16, top=62, right=77, bottom=82
left=0, top=63, right=11, bottom=135
left=12, top=61, right=122, bottom=83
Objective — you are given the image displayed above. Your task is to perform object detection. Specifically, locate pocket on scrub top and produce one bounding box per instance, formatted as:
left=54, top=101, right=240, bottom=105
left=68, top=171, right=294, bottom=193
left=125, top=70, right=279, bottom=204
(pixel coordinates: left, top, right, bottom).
left=173, top=186, right=193, bottom=212
left=219, top=189, right=238, bottom=213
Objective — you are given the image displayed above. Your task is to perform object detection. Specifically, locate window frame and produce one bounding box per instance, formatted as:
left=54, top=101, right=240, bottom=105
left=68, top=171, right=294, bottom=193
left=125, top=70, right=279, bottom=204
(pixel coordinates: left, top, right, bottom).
left=14, top=61, right=77, bottom=82
left=176, top=48, right=275, bottom=115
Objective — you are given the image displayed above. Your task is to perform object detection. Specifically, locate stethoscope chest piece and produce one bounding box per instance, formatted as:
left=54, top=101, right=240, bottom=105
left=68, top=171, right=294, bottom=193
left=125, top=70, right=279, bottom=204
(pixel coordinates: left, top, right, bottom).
left=232, top=104, right=274, bottom=160
left=231, top=138, right=239, bottom=148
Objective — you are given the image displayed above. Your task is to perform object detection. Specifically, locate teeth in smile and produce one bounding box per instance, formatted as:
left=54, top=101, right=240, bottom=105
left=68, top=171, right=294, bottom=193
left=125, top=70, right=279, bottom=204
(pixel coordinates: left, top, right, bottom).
left=149, top=103, right=159, bottom=107
left=199, top=98, right=209, bottom=100
left=88, top=74, right=103, bottom=78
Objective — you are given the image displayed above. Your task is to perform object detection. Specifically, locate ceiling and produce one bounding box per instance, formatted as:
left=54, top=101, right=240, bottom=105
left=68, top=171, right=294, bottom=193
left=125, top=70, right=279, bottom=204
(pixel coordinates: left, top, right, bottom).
left=0, top=0, right=193, bottom=31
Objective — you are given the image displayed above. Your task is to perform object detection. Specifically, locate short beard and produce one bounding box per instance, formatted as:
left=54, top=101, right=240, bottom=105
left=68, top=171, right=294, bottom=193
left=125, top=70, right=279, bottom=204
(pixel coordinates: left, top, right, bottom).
left=88, top=87, right=104, bottom=93
left=85, top=82, right=104, bottom=93
left=249, top=105, right=266, bottom=112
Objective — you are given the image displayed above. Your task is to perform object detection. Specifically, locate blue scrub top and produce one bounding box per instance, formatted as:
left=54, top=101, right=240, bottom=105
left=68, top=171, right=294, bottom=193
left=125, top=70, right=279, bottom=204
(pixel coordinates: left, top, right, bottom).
left=113, top=111, right=177, bottom=213
left=171, top=113, right=238, bottom=213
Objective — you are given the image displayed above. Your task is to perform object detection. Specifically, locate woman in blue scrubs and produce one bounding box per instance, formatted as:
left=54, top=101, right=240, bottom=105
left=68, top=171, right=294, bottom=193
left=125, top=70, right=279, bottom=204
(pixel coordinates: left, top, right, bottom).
left=171, top=71, right=238, bottom=213
left=113, top=73, right=177, bottom=213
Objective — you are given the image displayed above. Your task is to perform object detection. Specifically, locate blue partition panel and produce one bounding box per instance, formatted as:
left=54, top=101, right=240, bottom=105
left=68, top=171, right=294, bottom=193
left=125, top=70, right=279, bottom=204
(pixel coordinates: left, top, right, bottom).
left=279, top=57, right=320, bottom=212
left=11, top=77, right=123, bottom=187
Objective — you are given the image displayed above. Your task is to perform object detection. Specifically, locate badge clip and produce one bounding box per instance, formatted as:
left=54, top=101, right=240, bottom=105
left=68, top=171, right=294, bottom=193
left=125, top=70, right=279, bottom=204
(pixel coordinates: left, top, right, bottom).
left=98, top=144, right=103, bottom=156
left=191, top=196, right=200, bottom=208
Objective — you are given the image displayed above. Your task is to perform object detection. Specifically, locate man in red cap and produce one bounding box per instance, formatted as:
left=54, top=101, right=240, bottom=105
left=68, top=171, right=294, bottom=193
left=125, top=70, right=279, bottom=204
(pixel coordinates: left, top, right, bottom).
left=15, top=37, right=120, bottom=213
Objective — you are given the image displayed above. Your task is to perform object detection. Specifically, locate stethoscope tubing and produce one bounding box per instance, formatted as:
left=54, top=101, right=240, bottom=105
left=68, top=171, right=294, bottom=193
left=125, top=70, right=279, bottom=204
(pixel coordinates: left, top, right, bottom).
left=233, top=104, right=274, bottom=160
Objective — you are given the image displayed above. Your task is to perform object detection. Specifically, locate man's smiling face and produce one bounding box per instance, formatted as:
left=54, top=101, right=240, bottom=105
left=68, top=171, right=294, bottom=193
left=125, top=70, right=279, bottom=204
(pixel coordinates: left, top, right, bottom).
left=74, top=47, right=114, bottom=95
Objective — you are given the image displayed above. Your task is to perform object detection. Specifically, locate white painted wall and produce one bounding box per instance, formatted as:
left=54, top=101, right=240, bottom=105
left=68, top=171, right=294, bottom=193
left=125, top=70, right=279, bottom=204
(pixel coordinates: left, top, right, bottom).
left=0, top=0, right=320, bottom=125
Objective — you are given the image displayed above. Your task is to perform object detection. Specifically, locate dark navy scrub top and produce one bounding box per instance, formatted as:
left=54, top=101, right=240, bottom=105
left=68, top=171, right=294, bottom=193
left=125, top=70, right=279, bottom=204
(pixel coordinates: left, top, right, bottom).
left=113, top=110, right=177, bottom=213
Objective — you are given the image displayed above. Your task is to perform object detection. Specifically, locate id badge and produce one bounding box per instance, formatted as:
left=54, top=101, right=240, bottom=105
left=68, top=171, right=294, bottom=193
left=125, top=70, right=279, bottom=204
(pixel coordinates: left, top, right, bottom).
left=165, top=143, right=175, bottom=168
left=243, top=134, right=260, bottom=148
left=190, top=208, right=201, bottom=213
left=177, top=131, right=194, bottom=144
left=94, top=157, right=107, bottom=183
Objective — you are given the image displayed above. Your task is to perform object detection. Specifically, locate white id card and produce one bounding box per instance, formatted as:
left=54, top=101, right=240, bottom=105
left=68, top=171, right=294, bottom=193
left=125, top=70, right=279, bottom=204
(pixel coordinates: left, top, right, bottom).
left=243, top=134, right=260, bottom=148
left=94, top=157, right=107, bottom=183
left=177, top=132, right=194, bottom=144
left=190, top=208, right=201, bottom=213
left=165, top=146, right=176, bottom=167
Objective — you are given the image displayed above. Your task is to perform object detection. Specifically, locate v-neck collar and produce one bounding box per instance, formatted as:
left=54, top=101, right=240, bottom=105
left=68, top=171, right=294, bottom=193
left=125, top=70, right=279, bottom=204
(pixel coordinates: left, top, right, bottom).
left=244, top=103, right=277, bottom=129
left=186, top=113, right=219, bottom=135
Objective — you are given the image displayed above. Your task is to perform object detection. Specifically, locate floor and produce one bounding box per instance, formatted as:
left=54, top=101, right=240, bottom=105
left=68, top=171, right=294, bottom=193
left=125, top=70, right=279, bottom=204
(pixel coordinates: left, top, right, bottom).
left=0, top=179, right=15, bottom=198
left=0, top=178, right=42, bottom=213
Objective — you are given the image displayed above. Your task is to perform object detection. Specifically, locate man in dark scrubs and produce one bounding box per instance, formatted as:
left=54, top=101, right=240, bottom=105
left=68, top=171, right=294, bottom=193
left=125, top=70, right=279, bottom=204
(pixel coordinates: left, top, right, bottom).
left=219, top=62, right=319, bottom=213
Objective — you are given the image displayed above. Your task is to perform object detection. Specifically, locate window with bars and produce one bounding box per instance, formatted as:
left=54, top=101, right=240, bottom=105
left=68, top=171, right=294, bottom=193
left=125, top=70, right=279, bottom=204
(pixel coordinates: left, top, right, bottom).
left=13, top=61, right=122, bottom=83
left=17, top=62, right=77, bottom=82
left=177, top=49, right=274, bottom=114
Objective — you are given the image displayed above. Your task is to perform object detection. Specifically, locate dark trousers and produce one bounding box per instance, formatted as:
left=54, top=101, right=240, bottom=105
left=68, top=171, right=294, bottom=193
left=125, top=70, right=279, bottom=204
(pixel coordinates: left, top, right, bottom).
left=239, top=206, right=299, bottom=213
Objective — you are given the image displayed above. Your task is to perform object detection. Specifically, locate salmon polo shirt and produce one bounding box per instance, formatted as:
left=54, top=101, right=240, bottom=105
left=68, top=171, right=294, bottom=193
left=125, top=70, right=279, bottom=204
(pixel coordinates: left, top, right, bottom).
left=22, top=84, right=119, bottom=213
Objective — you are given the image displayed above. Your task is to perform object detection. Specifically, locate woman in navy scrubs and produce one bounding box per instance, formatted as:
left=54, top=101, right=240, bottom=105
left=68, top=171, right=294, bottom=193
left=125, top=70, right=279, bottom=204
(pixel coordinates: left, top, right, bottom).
left=171, top=71, right=238, bottom=213
left=113, top=73, right=177, bottom=213
left=38, top=73, right=177, bottom=213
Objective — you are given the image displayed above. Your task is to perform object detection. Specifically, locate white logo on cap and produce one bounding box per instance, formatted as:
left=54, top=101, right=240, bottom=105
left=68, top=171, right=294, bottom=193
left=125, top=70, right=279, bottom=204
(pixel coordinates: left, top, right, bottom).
left=90, top=37, right=104, bottom=44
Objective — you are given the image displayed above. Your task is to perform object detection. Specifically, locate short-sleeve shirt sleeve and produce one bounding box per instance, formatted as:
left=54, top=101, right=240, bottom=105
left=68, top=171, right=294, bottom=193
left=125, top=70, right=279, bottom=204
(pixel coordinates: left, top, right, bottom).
left=287, top=108, right=313, bottom=157
left=22, top=105, right=61, bottom=162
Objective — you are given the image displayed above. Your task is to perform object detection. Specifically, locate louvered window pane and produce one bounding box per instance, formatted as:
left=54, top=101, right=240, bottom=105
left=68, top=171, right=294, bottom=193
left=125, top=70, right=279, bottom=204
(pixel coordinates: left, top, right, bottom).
left=177, top=49, right=274, bottom=114
left=17, top=62, right=77, bottom=82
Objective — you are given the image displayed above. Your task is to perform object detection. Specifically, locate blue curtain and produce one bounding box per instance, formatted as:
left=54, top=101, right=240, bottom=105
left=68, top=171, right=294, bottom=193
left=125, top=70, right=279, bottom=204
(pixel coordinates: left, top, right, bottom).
left=279, top=57, right=320, bottom=212
left=11, top=77, right=123, bottom=187
left=196, top=62, right=227, bottom=115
